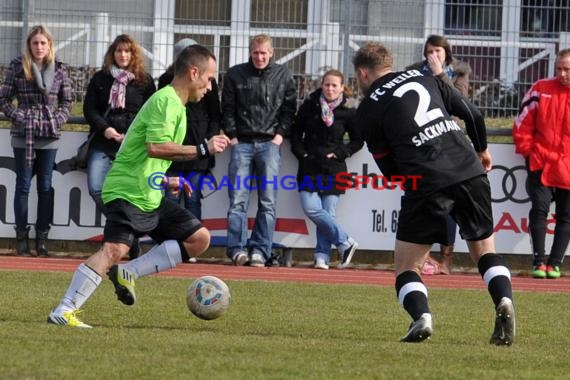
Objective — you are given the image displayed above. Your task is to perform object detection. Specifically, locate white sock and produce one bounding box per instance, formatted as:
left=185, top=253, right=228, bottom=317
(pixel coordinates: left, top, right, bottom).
left=56, top=263, right=102, bottom=313
left=123, top=240, right=182, bottom=278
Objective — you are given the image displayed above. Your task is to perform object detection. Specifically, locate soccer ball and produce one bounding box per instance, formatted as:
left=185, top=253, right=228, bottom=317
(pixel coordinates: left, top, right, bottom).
left=187, top=276, right=231, bottom=320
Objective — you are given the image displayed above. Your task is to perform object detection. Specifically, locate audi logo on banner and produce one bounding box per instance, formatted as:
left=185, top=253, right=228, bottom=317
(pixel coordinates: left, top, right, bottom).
left=489, top=165, right=529, bottom=204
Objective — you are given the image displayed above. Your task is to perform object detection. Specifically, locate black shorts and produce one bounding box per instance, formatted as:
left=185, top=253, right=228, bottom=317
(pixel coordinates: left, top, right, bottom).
left=396, top=175, right=494, bottom=245
left=103, top=198, right=203, bottom=246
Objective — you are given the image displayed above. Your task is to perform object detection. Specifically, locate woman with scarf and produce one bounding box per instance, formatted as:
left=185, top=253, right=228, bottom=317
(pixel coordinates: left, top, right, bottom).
left=406, top=34, right=472, bottom=275
left=0, top=25, right=73, bottom=257
left=83, top=34, right=156, bottom=258
left=291, top=69, right=363, bottom=270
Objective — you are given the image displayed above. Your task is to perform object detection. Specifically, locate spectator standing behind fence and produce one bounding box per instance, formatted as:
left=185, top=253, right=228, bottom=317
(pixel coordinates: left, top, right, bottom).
left=158, top=38, right=222, bottom=228
left=222, top=34, right=297, bottom=267
left=0, top=25, right=72, bottom=257
left=83, top=34, right=156, bottom=259
left=406, top=34, right=472, bottom=275
left=47, top=45, right=230, bottom=328
left=513, top=48, right=570, bottom=279
left=353, top=42, right=515, bottom=345
left=291, top=69, right=363, bottom=269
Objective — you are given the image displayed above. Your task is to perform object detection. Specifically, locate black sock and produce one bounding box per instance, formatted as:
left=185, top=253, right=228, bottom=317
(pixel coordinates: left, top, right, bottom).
left=478, top=253, right=513, bottom=307
left=177, top=241, right=190, bottom=262
left=395, top=271, right=430, bottom=320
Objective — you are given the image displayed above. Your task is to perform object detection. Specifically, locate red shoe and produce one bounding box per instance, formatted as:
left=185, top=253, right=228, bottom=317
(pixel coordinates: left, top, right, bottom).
left=546, top=265, right=561, bottom=279
left=532, top=264, right=547, bottom=279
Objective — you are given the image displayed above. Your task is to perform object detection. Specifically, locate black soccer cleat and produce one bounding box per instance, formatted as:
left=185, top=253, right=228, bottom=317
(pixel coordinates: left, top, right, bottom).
left=490, top=297, right=515, bottom=346
left=107, top=265, right=137, bottom=306
left=401, top=313, right=433, bottom=343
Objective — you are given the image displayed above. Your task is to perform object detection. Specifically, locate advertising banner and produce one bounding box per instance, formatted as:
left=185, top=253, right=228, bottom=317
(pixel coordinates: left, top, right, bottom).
left=0, top=130, right=556, bottom=255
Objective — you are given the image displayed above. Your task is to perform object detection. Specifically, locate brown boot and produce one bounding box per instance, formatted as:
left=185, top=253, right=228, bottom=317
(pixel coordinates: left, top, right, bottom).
left=439, top=244, right=454, bottom=275
left=15, top=226, right=31, bottom=256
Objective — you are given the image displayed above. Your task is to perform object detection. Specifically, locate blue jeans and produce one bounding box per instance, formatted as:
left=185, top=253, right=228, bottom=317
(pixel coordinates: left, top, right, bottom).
left=87, top=149, right=113, bottom=213
left=13, top=147, right=57, bottom=230
left=227, top=141, right=281, bottom=259
left=299, top=190, right=352, bottom=263
left=165, top=171, right=204, bottom=220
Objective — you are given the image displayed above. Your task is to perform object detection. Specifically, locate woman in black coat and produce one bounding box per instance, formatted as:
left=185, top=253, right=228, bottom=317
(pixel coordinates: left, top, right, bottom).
left=291, top=69, right=363, bottom=270
left=83, top=34, right=155, bottom=260
left=83, top=34, right=156, bottom=213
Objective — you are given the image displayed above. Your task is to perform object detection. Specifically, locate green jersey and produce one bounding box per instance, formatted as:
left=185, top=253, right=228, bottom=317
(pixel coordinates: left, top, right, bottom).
left=102, top=86, right=187, bottom=211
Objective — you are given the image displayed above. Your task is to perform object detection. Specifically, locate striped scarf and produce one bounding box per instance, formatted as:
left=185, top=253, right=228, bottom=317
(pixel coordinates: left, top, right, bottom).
left=320, top=92, right=344, bottom=127
left=109, top=66, right=134, bottom=109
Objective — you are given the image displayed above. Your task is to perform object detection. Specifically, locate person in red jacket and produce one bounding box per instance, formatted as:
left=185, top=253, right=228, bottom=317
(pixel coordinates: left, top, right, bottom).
left=513, top=48, right=570, bottom=279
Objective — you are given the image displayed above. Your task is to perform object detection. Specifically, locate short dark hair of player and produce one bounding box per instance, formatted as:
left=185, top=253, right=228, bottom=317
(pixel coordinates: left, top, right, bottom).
left=352, top=42, right=393, bottom=71
left=423, top=34, right=453, bottom=66
left=173, top=45, right=217, bottom=78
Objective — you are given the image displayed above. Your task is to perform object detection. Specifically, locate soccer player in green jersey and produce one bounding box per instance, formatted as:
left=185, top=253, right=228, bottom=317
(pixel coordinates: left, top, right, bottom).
left=48, top=45, right=230, bottom=328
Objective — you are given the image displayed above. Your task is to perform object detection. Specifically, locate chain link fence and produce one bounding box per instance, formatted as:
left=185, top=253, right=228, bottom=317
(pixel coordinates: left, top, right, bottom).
left=1, top=0, right=570, bottom=117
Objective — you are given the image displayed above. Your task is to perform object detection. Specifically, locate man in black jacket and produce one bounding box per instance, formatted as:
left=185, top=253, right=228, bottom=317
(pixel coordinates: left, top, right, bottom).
left=222, top=34, right=297, bottom=267
left=158, top=38, right=222, bottom=228
left=353, top=42, right=515, bottom=345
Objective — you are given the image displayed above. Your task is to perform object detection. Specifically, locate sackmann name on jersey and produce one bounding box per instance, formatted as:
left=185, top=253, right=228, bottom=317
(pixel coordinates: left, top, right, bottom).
left=411, top=119, right=462, bottom=147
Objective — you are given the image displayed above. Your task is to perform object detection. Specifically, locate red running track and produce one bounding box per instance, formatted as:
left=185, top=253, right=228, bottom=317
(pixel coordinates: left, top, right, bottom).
left=1, top=255, right=569, bottom=293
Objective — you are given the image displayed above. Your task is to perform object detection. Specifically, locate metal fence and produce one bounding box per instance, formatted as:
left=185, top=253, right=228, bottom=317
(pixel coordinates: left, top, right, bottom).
left=1, top=0, right=570, bottom=117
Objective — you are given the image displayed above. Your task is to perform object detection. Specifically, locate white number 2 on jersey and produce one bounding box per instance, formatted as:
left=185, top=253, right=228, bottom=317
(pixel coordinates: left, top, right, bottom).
left=393, top=82, right=444, bottom=127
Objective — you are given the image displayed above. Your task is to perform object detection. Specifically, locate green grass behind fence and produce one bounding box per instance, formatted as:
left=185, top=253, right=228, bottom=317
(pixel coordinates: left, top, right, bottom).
left=1, top=270, right=568, bottom=380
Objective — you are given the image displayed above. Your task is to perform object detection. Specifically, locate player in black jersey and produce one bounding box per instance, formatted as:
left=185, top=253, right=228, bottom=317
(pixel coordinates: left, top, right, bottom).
left=352, top=42, right=515, bottom=345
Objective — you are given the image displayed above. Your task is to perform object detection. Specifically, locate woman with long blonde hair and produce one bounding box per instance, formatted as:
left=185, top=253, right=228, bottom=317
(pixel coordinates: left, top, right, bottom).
left=0, top=24, right=73, bottom=257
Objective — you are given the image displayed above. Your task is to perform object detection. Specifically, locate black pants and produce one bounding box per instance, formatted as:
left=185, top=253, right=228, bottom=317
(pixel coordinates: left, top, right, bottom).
left=527, top=169, right=570, bottom=266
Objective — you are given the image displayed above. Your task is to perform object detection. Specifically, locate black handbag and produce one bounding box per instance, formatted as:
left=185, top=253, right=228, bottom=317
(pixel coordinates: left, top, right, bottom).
left=71, top=133, right=95, bottom=169
left=70, top=107, right=110, bottom=170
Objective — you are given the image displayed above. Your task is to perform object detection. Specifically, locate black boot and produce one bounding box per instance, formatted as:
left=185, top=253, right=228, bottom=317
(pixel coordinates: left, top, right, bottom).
left=15, top=226, right=31, bottom=256
left=36, top=228, right=50, bottom=257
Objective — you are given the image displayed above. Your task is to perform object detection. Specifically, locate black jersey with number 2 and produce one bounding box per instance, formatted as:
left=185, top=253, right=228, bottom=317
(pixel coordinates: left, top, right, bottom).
left=356, top=69, right=488, bottom=195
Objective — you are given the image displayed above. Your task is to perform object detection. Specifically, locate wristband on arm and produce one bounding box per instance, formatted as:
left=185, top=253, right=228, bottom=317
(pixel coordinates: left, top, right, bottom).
left=197, top=139, right=210, bottom=159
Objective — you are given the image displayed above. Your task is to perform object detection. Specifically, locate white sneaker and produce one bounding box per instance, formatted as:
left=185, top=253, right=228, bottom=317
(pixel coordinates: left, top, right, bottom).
left=314, top=258, right=329, bottom=270
left=231, top=251, right=249, bottom=266
left=250, top=253, right=265, bottom=268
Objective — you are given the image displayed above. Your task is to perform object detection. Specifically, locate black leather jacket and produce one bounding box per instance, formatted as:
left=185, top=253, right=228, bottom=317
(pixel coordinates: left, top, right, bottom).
left=221, top=58, right=297, bottom=141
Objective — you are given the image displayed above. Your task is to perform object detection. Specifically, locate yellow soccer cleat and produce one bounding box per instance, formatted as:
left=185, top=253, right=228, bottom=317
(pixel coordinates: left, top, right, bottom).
left=47, top=309, right=92, bottom=328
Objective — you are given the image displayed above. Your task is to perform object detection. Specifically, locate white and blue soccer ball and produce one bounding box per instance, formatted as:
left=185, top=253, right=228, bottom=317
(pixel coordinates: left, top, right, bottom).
left=187, top=276, right=231, bottom=320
